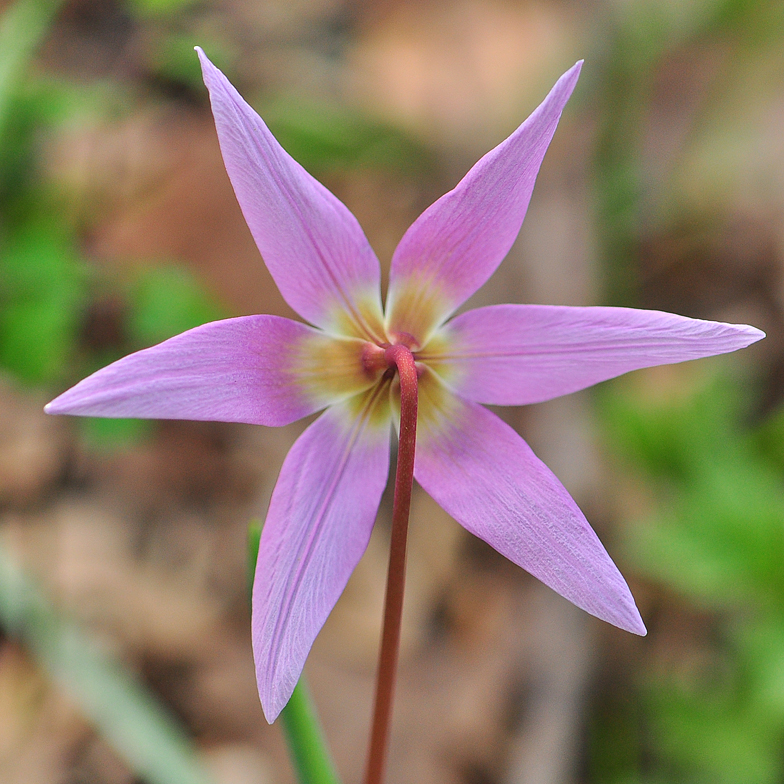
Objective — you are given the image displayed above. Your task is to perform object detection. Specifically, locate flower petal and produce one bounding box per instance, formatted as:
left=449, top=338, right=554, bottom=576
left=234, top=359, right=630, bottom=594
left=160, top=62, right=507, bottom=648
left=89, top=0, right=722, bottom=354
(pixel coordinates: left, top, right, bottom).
left=253, top=396, right=390, bottom=721
left=197, top=49, right=384, bottom=340
left=414, top=392, right=646, bottom=635
left=385, top=62, right=582, bottom=345
left=425, top=305, right=765, bottom=406
left=45, top=316, right=350, bottom=426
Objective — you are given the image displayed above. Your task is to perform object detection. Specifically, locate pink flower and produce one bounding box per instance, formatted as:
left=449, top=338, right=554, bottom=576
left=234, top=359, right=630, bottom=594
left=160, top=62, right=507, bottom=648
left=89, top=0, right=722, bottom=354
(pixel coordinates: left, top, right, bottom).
left=46, top=51, right=764, bottom=722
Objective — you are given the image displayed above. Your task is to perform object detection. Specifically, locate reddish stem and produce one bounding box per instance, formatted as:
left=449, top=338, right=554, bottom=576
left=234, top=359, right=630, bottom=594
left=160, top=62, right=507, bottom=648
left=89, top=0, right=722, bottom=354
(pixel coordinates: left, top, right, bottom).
left=363, top=344, right=419, bottom=784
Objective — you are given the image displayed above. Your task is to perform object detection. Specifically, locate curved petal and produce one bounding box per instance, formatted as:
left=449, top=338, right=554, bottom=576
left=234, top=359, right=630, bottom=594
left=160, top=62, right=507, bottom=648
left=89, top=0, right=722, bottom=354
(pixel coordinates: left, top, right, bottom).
left=253, top=395, right=391, bottom=721
left=414, top=393, right=646, bottom=635
left=197, top=49, right=384, bottom=340
left=45, top=315, right=361, bottom=426
left=426, top=305, right=765, bottom=406
left=385, top=62, right=582, bottom=345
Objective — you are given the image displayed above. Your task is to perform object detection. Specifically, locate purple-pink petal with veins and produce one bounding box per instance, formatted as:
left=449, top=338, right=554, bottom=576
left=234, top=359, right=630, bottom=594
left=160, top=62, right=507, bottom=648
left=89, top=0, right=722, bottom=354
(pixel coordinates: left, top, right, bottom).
left=45, top=316, right=324, bottom=426
left=385, top=62, right=582, bottom=344
left=253, top=399, right=390, bottom=722
left=415, top=394, right=646, bottom=635
left=430, top=305, right=765, bottom=406
left=197, top=49, right=384, bottom=339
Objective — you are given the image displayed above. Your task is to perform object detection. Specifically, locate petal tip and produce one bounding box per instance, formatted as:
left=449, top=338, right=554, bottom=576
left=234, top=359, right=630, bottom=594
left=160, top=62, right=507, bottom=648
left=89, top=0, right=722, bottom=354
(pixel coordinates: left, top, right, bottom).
left=44, top=396, right=68, bottom=416
left=723, top=321, right=766, bottom=351
left=562, top=59, right=583, bottom=87
left=629, top=615, right=648, bottom=637
left=261, top=698, right=282, bottom=725
left=195, top=46, right=222, bottom=89
left=745, top=325, right=766, bottom=343
left=258, top=674, right=295, bottom=724
left=615, top=602, right=647, bottom=636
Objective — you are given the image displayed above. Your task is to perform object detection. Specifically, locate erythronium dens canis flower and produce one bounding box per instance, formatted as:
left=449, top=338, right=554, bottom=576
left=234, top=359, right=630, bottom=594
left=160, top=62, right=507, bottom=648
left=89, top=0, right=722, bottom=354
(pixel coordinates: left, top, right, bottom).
left=46, top=50, right=764, bottom=725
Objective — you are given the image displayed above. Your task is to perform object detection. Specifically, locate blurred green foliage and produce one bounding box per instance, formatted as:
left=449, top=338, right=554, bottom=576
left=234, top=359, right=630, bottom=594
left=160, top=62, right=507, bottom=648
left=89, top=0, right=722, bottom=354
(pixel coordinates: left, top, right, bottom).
left=149, top=31, right=214, bottom=88
left=0, top=0, right=88, bottom=387
left=0, top=218, right=87, bottom=383
left=0, top=0, right=226, bottom=777
left=129, top=265, right=226, bottom=347
left=597, top=372, right=784, bottom=784
left=0, top=0, right=64, bottom=143
left=0, top=0, right=229, bottom=396
left=261, top=94, right=433, bottom=178
left=128, top=0, right=202, bottom=18
left=603, top=373, right=784, bottom=611
left=589, top=0, right=784, bottom=780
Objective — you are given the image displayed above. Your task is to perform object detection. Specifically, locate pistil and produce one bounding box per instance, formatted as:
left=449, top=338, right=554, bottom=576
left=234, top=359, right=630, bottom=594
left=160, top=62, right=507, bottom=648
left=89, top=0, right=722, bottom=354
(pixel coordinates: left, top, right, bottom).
left=364, top=343, right=418, bottom=784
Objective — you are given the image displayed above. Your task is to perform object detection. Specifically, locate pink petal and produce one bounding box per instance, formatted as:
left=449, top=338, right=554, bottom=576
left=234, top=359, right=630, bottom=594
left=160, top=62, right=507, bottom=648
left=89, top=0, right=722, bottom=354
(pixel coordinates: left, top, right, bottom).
left=385, top=62, right=582, bottom=345
left=45, top=316, right=331, bottom=426
left=253, top=399, right=390, bottom=721
left=197, top=49, right=384, bottom=339
left=428, top=305, right=765, bottom=406
left=414, top=394, right=646, bottom=635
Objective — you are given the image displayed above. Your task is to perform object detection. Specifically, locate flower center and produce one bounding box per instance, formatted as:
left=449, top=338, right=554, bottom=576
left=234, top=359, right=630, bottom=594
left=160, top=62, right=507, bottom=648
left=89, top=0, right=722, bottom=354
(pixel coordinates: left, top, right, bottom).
left=361, top=333, right=422, bottom=382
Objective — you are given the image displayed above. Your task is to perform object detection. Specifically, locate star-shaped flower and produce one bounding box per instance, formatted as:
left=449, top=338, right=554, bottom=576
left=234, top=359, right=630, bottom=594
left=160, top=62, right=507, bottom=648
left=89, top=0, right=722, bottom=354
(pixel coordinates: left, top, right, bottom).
left=46, top=51, right=763, bottom=722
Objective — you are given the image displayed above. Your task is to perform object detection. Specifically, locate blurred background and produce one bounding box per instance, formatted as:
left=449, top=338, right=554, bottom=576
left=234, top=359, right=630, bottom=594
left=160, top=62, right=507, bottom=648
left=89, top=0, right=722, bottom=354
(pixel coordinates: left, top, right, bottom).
left=1, top=0, right=783, bottom=782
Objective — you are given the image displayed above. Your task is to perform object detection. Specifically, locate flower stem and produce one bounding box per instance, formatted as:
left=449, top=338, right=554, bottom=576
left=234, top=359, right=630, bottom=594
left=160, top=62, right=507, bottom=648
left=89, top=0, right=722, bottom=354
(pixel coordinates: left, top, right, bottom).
left=364, top=345, right=419, bottom=784
left=247, top=520, right=341, bottom=784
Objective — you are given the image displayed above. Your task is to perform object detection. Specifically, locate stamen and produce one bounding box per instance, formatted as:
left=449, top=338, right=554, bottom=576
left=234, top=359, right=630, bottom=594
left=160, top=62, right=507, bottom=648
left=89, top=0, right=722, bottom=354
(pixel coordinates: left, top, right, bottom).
left=388, top=331, right=420, bottom=351
left=361, top=342, right=388, bottom=377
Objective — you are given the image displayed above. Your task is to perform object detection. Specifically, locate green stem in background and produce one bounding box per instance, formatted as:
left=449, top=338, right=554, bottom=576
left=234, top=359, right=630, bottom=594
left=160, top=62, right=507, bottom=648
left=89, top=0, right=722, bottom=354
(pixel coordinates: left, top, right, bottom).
left=0, top=539, right=211, bottom=784
left=280, top=681, right=342, bottom=784
left=247, top=521, right=341, bottom=784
